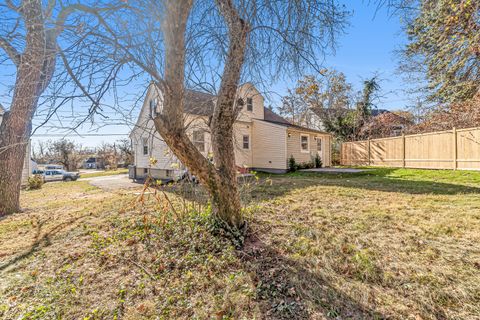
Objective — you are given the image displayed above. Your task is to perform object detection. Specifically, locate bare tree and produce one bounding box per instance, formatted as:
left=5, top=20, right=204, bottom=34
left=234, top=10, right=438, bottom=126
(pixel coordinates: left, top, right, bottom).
left=0, top=1, right=125, bottom=215
left=97, top=142, right=120, bottom=170
left=48, top=139, right=82, bottom=171
left=99, top=0, right=348, bottom=240
left=116, top=138, right=133, bottom=166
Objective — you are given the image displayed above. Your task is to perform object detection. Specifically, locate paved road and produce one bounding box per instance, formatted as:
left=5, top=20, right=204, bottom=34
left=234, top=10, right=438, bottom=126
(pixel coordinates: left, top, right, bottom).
left=81, top=174, right=141, bottom=191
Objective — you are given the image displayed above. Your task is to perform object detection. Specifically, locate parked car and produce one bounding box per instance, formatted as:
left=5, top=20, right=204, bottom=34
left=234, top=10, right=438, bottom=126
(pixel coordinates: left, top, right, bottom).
left=44, top=169, right=80, bottom=182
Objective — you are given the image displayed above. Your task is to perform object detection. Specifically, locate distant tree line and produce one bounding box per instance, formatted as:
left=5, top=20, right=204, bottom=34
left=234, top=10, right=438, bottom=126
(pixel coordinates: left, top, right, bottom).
left=32, top=138, right=133, bottom=171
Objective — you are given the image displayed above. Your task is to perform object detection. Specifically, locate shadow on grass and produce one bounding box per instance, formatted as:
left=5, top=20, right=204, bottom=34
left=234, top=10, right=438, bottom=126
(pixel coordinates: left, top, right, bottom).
left=0, top=214, right=90, bottom=272
left=239, top=233, right=388, bottom=319
left=251, top=168, right=480, bottom=203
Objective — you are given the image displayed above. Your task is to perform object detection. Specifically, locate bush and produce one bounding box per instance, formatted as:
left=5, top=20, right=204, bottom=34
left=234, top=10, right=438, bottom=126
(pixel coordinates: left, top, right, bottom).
left=298, top=161, right=314, bottom=170
left=314, top=153, right=323, bottom=168
left=27, top=174, right=44, bottom=190
left=288, top=155, right=298, bottom=172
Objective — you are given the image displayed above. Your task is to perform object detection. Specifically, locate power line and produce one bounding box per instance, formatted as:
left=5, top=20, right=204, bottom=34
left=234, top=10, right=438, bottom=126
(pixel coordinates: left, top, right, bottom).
left=32, top=133, right=128, bottom=137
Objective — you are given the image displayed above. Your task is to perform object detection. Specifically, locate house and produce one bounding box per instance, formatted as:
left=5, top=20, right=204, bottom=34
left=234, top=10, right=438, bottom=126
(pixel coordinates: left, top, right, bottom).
left=0, top=104, right=32, bottom=184
left=83, top=157, right=104, bottom=169
left=359, top=111, right=413, bottom=138
left=130, top=83, right=332, bottom=180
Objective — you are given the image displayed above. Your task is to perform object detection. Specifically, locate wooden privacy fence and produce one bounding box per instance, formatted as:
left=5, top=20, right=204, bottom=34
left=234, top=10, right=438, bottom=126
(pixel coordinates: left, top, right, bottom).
left=341, top=127, right=480, bottom=170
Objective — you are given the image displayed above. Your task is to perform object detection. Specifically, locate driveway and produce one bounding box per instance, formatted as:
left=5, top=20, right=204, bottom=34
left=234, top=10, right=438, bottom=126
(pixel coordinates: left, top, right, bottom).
left=81, top=174, right=141, bottom=191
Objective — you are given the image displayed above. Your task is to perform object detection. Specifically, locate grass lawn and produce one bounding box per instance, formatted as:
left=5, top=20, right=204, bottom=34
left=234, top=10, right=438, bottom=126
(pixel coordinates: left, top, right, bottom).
left=0, top=168, right=479, bottom=319
left=80, top=168, right=128, bottom=179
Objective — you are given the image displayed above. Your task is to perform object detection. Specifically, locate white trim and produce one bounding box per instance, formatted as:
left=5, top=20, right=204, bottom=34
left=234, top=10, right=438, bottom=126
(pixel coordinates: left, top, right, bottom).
left=300, top=134, right=310, bottom=153
left=242, top=134, right=250, bottom=150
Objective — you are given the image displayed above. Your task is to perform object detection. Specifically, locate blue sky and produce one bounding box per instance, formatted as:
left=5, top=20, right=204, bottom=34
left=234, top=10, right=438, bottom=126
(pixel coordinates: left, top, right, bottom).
left=1, top=1, right=412, bottom=148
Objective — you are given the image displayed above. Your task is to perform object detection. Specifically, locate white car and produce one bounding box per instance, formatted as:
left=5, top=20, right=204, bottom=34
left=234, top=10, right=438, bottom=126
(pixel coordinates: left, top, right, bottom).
left=43, top=169, right=80, bottom=182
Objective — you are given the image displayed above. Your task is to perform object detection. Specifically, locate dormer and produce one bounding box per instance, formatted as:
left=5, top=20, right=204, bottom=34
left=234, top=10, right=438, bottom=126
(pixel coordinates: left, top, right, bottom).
left=236, top=83, right=264, bottom=122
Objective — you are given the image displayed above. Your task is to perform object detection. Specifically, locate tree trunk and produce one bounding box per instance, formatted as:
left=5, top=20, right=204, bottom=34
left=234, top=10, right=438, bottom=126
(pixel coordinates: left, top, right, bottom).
left=155, top=0, right=248, bottom=236
left=0, top=0, right=55, bottom=215
left=0, top=64, right=42, bottom=215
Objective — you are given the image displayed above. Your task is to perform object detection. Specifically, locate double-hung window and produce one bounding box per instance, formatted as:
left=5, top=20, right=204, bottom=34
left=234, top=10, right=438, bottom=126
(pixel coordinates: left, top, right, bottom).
left=142, top=137, right=149, bottom=155
left=317, top=138, right=322, bottom=152
left=246, top=97, right=253, bottom=111
left=193, top=130, right=205, bottom=152
left=242, top=135, right=250, bottom=149
left=300, top=134, right=309, bottom=152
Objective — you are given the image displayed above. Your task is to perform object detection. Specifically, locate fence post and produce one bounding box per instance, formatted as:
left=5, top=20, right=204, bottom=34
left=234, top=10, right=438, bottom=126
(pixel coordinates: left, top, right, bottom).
left=453, top=127, right=457, bottom=170
left=402, top=134, right=406, bottom=168
left=367, top=139, right=371, bottom=166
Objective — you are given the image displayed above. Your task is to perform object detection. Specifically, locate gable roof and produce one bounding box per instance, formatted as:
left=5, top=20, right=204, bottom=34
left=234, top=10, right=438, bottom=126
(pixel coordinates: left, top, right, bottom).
left=263, top=107, right=291, bottom=124
left=184, top=90, right=329, bottom=134
left=145, top=84, right=329, bottom=136
left=184, top=90, right=215, bottom=116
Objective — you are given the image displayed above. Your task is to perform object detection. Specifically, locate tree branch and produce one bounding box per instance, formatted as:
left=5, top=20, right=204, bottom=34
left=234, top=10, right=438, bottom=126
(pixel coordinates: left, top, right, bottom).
left=0, top=37, right=20, bottom=66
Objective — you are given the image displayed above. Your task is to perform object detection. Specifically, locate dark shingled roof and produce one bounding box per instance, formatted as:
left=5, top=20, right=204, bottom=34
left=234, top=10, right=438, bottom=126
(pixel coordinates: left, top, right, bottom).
left=263, top=107, right=291, bottom=124
left=184, top=90, right=215, bottom=116
left=262, top=107, right=329, bottom=134
left=183, top=90, right=329, bottom=135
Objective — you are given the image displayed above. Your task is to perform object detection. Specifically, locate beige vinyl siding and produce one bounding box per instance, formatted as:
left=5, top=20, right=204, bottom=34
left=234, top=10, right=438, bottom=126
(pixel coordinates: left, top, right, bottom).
left=287, top=130, right=332, bottom=166
left=252, top=120, right=287, bottom=169
left=233, top=122, right=253, bottom=167
left=236, top=83, right=265, bottom=122
left=184, top=115, right=212, bottom=158
left=21, top=140, right=31, bottom=185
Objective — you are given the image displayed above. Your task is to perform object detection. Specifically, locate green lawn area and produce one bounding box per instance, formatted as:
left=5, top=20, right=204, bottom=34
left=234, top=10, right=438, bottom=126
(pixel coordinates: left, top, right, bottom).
left=1, top=168, right=479, bottom=319
left=80, top=168, right=128, bottom=179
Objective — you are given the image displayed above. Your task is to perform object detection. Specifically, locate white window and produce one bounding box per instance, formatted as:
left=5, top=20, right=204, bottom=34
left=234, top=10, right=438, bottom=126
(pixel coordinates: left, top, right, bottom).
left=317, top=137, right=322, bottom=151
left=193, top=130, right=205, bottom=152
left=142, top=137, right=148, bottom=155
left=242, top=135, right=250, bottom=149
left=246, top=97, right=253, bottom=111
left=300, top=134, right=309, bottom=152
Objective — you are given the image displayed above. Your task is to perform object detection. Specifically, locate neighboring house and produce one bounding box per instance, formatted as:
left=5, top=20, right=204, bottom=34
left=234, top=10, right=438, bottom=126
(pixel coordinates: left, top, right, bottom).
left=0, top=104, right=32, bottom=184
left=130, top=83, right=332, bottom=180
left=359, top=111, right=414, bottom=139
left=83, top=157, right=104, bottom=169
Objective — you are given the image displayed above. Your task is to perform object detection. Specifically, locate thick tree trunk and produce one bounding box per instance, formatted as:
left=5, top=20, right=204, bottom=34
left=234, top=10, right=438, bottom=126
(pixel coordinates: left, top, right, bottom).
left=0, top=65, right=42, bottom=215
left=0, top=0, right=55, bottom=215
left=156, top=0, right=248, bottom=235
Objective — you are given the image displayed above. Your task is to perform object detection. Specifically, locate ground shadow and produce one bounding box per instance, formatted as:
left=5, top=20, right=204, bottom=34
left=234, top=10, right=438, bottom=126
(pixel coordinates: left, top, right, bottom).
left=151, top=168, right=480, bottom=209
left=0, top=214, right=91, bottom=272
left=239, top=232, right=389, bottom=319
left=248, top=168, right=480, bottom=204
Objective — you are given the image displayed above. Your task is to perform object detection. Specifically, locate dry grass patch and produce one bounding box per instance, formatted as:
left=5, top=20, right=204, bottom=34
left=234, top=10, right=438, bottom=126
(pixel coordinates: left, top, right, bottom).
left=246, top=169, right=480, bottom=319
left=0, top=168, right=479, bottom=319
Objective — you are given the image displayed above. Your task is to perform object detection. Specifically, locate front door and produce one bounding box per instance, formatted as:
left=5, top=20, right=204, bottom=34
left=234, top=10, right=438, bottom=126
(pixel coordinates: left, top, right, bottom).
left=316, top=137, right=323, bottom=159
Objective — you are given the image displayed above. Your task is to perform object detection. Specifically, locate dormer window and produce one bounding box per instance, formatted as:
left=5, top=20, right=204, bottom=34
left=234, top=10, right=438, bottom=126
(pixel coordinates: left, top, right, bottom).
left=246, top=98, right=253, bottom=111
